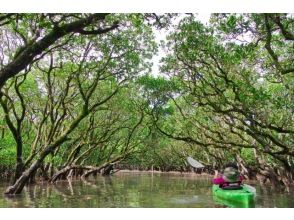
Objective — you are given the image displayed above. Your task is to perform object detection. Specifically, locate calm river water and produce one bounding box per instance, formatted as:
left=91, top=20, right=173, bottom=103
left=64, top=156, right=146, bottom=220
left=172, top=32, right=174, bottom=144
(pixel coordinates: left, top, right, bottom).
left=0, top=172, right=293, bottom=208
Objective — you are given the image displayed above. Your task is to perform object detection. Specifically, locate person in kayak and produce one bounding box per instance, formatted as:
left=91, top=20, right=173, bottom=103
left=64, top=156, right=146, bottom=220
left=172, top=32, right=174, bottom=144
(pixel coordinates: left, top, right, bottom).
left=213, top=162, right=244, bottom=189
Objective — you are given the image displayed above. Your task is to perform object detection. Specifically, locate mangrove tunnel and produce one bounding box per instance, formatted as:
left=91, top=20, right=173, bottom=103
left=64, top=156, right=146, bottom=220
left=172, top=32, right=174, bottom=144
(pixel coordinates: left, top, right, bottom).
left=0, top=13, right=293, bottom=203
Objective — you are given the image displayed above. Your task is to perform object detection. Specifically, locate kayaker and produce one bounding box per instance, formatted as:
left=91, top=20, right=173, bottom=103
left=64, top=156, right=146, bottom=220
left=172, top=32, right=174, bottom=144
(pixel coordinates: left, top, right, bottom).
left=213, top=162, right=244, bottom=189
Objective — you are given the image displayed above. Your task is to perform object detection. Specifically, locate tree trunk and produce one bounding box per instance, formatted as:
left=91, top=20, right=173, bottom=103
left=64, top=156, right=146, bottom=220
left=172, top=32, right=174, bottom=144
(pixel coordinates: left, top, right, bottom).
left=13, top=137, right=24, bottom=183
left=40, top=164, right=49, bottom=181
left=102, top=164, right=114, bottom=176
left=4, top=146, right=53, bottom=194
left=5, top=159, right=42, bottom=194
left=14, top=158, right=24, bottom=184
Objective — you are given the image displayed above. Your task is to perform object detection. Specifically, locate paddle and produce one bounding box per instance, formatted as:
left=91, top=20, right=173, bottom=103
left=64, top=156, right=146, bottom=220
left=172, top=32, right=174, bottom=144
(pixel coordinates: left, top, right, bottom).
left=186, top=156, right=204, bottom=169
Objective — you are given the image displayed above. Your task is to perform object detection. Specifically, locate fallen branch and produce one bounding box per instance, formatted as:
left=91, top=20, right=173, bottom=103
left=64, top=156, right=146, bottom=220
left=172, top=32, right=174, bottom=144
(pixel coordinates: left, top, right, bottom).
left=81, top=156, right=124, bottom=179
left=50, top=156, right=124, bottom=182
left=50, top=165, right=93, bottom=183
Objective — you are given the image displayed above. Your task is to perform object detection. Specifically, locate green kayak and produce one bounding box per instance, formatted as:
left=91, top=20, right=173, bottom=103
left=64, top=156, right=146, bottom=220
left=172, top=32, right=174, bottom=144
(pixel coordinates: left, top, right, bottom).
left=212, top=184, right=255, bottom=208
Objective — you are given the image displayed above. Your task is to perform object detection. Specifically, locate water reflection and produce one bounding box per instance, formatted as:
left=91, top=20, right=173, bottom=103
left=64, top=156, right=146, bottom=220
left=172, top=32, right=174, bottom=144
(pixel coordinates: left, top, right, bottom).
left=0, top=172, right=293, bottom=208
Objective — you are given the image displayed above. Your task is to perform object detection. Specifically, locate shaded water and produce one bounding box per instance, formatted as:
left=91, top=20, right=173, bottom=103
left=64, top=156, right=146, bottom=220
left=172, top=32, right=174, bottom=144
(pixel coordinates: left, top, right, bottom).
left=0, top=172, right=293, bottom=208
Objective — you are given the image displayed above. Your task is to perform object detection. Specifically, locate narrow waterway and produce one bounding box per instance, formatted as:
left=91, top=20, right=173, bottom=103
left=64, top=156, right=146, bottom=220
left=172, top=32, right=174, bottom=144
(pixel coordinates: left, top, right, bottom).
left=0, top=172, right=293, bottom=208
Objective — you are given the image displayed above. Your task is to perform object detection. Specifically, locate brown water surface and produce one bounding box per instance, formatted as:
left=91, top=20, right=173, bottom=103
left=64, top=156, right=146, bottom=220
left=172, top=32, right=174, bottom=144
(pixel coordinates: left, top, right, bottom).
left=0, top=172, right=293, bottom=208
